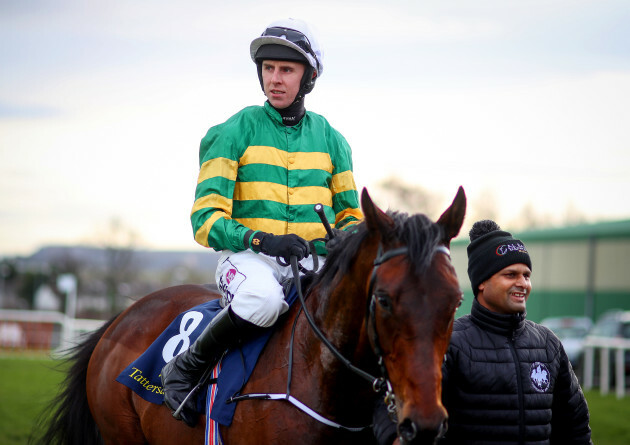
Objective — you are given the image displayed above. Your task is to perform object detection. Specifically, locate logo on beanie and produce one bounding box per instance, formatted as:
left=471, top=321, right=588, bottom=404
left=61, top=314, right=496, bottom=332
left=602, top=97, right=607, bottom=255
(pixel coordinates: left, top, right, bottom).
left=496, top=242, right=528, bottom=256
left=530, top=362, right=551, bottom=392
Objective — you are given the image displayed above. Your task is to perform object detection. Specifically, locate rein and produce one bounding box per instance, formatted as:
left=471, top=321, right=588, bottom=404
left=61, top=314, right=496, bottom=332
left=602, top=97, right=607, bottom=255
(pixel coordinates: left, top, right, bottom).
left=228, top=255, right=374, bottom=432
left=229, top=242, right=452, bottom=432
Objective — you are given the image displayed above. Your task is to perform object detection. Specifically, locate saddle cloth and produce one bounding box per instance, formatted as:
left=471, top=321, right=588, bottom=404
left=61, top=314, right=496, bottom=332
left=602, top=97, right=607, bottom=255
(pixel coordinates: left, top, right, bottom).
left=116, top=285, right=299, bottom=428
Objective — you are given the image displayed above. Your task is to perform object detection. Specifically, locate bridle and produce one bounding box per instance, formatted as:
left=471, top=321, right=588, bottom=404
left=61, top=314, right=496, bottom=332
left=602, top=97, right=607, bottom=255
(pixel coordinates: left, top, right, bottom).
left=290, top=242, right=453, bottom=424
left=366, top=244, right=452, bottom=420
left=228, top=242, right=454, bottom=432
left=368, top=244, right=452, bottom=363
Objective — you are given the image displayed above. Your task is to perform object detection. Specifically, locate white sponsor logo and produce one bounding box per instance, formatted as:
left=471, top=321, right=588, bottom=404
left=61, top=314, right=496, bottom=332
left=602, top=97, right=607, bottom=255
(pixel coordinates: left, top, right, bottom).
left=530, top=362, right=551, bottom=392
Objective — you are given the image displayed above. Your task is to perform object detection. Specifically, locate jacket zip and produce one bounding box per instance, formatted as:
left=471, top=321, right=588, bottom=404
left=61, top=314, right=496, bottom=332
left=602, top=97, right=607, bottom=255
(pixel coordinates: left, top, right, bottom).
left=508, top=333, right=525, bottom=445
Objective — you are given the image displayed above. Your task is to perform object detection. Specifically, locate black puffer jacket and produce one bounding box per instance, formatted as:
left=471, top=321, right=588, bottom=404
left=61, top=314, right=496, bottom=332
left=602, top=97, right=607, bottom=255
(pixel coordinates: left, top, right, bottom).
left=440, top=299, right=592, bottom=445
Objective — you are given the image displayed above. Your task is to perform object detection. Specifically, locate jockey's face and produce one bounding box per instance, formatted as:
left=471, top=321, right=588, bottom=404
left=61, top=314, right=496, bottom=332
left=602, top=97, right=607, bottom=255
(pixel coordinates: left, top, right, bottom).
left=261, top=60, right=306, bottom=109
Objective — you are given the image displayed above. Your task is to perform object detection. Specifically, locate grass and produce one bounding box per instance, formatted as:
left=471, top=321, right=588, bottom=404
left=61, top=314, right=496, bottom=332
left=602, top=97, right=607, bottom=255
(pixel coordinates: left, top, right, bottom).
left=588, top=389, right=630, bottom=445
left=1, top=351, right=629, bottom=444
left=0, top=351, right=66, bottom=445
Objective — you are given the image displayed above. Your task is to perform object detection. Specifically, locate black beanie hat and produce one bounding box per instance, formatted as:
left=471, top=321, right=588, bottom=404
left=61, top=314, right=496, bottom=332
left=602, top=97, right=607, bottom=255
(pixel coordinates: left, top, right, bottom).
left=467, top=220, right=532, bottom=297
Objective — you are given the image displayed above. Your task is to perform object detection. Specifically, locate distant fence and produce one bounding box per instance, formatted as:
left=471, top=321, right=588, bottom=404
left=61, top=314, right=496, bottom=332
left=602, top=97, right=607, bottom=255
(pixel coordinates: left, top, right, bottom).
left=0, top=309, right=106, bottom=354
left=583, top=336, right=630, bottom=399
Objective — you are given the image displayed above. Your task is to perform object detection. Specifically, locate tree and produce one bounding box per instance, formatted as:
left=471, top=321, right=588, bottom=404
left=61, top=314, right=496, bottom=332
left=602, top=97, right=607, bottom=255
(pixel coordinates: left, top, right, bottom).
left=97, top=218, right=140, bottom=315
left=469, top=188, right=499, bottom=224
left=0, top=259, right=18, bottom=308
left=374, top=176, right=444, bottom=216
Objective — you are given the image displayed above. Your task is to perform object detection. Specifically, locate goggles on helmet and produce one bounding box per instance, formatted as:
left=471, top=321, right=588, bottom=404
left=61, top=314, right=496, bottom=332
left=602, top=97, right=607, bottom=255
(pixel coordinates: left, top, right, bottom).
left=261, top=27, right=316, bottom=60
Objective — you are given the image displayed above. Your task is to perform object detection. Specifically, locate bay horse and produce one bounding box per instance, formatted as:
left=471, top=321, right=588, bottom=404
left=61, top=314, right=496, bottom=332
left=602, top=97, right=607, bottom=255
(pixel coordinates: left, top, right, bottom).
left=34, top=187, right=466, bottom=445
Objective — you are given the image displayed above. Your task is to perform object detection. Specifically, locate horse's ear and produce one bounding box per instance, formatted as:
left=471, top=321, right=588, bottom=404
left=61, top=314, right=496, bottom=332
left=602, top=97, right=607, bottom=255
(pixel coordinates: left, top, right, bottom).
left=361, top=188, right=394, bottom=236
left=437, top=186, right=466, bottom=245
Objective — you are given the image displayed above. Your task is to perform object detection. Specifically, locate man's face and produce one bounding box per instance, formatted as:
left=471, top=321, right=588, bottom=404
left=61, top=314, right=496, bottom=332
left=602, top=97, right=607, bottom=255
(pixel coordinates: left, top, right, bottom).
left=477, top=263, right=532, bottom=314
left=262, top=60, right=306, bottom=109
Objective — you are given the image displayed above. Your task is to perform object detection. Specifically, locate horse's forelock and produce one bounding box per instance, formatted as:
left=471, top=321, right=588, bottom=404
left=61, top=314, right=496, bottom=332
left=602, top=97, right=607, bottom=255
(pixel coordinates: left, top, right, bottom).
left=394, top=211, right=444, bottom=275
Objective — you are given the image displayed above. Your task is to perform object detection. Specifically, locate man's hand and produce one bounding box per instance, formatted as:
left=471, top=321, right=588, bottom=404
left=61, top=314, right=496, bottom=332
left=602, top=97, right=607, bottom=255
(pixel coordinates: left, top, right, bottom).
left=372, top=398, right=398, bottom=445
left=255, top=233, right=309, bottom=263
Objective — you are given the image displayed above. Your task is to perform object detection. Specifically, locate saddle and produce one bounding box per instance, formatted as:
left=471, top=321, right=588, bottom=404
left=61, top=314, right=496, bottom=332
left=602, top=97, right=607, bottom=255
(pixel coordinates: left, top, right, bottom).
left=116, top=285, right=301, bottom=425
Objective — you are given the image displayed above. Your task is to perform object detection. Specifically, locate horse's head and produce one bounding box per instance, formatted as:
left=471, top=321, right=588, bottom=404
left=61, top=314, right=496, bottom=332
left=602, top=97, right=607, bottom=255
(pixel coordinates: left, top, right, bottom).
left=363, top=186, right=466, bottom=444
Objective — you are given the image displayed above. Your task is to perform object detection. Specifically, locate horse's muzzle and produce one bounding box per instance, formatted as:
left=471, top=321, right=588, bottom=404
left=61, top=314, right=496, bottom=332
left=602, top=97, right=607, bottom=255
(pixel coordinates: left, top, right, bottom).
left=398, top=417, right=448, bottom=445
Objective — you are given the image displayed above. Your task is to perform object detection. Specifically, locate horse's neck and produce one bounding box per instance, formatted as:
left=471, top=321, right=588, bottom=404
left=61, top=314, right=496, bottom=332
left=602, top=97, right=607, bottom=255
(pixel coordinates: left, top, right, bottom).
left=312, top=279, right=369, bottom=356
left=306, top=253, right=379, bottom=387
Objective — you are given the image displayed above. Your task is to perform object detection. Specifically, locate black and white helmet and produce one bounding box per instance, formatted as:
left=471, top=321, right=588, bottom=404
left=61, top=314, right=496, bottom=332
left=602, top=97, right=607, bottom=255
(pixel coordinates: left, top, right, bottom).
left=250, top=18, right=324, bottom=77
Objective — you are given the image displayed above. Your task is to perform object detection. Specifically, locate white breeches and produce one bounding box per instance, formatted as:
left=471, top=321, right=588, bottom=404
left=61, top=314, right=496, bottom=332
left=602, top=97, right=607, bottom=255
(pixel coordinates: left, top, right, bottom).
left=215, top=250, right=324, bottom=328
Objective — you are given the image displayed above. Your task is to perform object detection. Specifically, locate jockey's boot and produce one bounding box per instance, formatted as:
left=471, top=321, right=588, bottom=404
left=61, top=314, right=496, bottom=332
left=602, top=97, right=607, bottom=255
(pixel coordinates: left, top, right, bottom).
left=160, top=305, right=259, bottom=427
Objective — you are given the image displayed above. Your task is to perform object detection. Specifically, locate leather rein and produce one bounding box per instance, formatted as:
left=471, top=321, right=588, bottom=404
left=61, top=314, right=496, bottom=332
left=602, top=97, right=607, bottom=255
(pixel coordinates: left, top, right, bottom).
left=229, top=242, right=452, bottom=432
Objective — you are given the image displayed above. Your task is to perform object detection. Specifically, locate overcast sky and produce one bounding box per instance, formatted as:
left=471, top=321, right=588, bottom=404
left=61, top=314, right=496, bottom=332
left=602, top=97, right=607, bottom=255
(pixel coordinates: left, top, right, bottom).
left=1, top=0, right=629, bottom=256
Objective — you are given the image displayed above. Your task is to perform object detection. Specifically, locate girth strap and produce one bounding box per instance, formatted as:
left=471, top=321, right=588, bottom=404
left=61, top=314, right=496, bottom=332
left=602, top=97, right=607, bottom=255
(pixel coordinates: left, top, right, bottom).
left=228, top=393, right=369, bottom=432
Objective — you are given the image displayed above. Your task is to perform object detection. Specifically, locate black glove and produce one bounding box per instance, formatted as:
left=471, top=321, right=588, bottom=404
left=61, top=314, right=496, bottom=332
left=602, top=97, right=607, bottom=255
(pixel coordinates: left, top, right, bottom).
left=252, top=232, right=309, bottom=263
left=372, top=398, right=398, bottom=445
left=324, top=228, right=349, bottom=253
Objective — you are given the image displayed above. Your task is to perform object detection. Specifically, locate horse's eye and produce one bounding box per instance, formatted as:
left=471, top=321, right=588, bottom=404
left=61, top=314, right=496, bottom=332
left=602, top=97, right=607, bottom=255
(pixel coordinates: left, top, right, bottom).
left=375, top=293, right=393, bottom=312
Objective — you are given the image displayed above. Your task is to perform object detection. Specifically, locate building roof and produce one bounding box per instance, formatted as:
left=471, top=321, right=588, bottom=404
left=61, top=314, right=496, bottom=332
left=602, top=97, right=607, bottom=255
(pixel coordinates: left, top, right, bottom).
left=452, top=219, right=630, bottom=246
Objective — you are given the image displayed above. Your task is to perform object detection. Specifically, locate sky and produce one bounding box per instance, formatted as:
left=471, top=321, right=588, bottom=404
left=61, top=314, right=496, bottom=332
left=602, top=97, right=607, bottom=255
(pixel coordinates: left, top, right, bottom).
left=1, top=0, right=629, bottom=256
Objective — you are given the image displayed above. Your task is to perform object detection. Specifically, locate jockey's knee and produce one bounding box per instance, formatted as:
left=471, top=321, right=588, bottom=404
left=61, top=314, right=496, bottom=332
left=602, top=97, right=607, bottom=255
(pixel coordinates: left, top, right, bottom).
left=230, top=289, right=289, bottom=328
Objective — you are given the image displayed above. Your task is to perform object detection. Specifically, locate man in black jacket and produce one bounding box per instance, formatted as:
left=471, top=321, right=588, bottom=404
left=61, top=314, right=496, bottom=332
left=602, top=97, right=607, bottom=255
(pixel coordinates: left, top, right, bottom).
left=440, top=219, right=592, bottom=444
left=372, top=219, right=592, bottom=445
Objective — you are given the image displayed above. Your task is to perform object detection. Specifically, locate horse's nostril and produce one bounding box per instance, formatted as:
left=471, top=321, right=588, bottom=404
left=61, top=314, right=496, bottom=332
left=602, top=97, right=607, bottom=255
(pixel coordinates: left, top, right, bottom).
left=397, top=417, right=447, bottom=444
left=398, top=418, right=418, bottom=442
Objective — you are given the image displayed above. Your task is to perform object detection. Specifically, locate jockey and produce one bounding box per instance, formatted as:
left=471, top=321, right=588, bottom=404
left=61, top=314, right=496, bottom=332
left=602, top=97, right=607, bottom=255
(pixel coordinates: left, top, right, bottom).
left=160, top=18, right=363, bottom=426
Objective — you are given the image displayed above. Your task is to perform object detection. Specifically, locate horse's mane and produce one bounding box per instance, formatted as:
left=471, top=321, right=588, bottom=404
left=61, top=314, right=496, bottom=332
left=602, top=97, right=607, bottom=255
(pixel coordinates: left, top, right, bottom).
left=313, top=210, right=444, bottom=289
